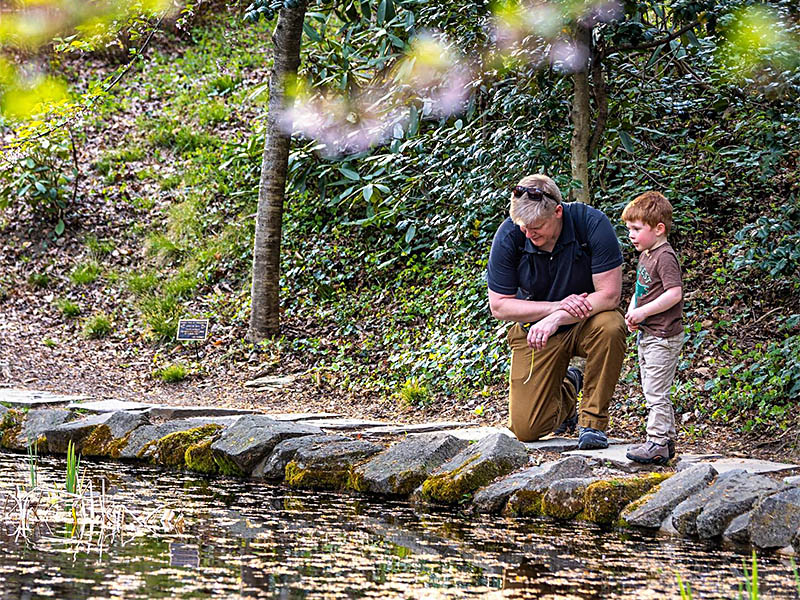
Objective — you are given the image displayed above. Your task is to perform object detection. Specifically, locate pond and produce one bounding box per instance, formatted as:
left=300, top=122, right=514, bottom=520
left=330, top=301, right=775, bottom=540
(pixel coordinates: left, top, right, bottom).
left=0, top=451, right=797, bottom=599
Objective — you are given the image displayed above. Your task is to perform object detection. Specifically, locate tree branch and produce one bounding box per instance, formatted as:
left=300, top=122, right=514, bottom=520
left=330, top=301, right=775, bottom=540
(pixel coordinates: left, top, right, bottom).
left=615, top=20, right=700, bottom=53
left=589, top=45, right=607, bottom=158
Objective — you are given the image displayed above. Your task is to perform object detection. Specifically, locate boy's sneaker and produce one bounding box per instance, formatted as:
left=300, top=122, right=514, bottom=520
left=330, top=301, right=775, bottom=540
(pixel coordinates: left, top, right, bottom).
left=626, top=441, right=671, bottom=465
left=578, top=427, right=608, bottom=450
left=553, top=367, right=583, bottom=435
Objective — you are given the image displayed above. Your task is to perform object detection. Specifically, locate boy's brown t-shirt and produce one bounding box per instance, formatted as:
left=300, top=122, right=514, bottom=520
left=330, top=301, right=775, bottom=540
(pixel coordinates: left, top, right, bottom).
left=635, top=242, right=683, bottom=338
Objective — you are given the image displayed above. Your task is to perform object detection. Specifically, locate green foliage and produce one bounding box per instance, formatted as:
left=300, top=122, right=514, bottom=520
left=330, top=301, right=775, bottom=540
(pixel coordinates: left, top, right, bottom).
left=83, top=313, right=113, bottom=339
left=28, top=272, right=50, bottom=288
left=85, top=234, right=114, bottom=256
left=729, top=200, right=800, bottom=287
left=153, top=363, right=188, bottom=383
left=70, top=261, right=101, bottom=285
left=42, top=338, right=58, bottom=348
left=0, top=135, right=75, bottom=233
left=703, top=328, right=800, bottom=432
left=56, top=298, right=82, bottom=317
left=127, top=271, right=159, bottom=295
left=26, top=439, right=38, bottom=489
left=139, top=294, right=181, bottom=342
left=397, top=376, right=430, bottom=406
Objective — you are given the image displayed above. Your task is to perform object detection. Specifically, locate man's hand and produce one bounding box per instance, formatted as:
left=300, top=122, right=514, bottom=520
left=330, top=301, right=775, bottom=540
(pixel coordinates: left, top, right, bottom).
left=527, top=314, right=560, bottom=350
left=558, top=293, right=593, bottom=320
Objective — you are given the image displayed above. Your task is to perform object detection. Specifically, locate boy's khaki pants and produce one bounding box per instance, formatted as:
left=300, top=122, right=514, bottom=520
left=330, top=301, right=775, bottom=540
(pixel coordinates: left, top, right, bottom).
left=507, top=309, right=627, bottom=442
left=638, top=331, right=684, bottom=444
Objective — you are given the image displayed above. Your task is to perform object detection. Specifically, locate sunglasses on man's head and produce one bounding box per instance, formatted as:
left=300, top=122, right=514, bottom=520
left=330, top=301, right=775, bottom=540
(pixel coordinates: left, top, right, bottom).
left=510, top=186, right=558, bottom=202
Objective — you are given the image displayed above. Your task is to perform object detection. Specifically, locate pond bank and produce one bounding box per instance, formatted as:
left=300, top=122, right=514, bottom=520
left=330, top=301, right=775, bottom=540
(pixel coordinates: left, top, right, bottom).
left=2, top=390, right=799, bottom=558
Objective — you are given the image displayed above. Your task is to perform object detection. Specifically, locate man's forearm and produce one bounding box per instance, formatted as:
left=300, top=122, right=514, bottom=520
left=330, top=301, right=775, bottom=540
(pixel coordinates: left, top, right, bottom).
left=549, top=290, right=620, bottom=327
left=489, top=295, right=560, bottom=323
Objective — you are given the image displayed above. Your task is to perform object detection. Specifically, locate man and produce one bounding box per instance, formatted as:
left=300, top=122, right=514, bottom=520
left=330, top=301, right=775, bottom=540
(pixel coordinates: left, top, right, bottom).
left=487, top=174, right=626, bottom=449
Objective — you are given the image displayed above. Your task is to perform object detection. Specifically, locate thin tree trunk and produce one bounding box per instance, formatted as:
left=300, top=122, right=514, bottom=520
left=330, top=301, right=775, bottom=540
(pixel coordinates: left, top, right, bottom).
left=569, top=22, right=592, bottom=204
left=248, top=1, right=308, bottom=342
left=588, top=44, right=607, bottom=159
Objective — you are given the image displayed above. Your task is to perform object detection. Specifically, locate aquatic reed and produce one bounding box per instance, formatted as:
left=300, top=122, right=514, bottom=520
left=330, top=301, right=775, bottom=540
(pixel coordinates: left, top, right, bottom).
left=26, top=439, right=37, bottom=489
left=65, top=440, right=81, bottom=495
left=739, top=550, right=759, bottom=600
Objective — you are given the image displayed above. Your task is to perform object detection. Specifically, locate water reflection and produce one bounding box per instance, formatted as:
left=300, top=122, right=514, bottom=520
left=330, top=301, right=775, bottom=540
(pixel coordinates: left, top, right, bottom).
left=0, top=452, right=797, bottom=599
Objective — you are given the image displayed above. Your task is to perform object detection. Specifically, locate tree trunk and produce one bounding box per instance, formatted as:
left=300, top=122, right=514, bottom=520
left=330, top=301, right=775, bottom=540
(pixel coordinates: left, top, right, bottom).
left=569, top=22, right=592, bottom=204
left=248, top=1, right=308, bottom=342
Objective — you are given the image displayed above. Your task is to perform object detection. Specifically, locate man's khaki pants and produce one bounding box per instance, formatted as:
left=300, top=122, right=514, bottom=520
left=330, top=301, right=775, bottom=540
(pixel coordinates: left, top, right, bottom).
left=507, top=309, right=627, bottom=442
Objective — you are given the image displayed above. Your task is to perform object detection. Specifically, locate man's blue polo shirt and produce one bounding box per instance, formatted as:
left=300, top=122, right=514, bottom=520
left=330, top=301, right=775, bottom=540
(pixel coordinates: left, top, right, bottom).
left=487, top=202, right=622, bottom=309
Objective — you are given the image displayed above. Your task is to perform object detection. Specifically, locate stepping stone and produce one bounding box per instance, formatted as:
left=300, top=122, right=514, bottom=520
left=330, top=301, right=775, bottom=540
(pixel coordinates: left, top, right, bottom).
left=67, top=399, right=154, bottom=412
left=525, top=437, right=579, bottom=452
left=748, top=487, right=800, bottom=549
left=419, top=433, right=529, bottom=504
left=621, top=464, right=717, bottom=529
left=264, top=412, right=343, bottom=422
left=563, top=444, right=655, bottom=472
left=6, top=408, right=72, bottom=450
left=435, top=426, right=516, bottom=442
left=44, top=411, right=146, bottom=454
left=785, top=475, right=800, bottom=486
left=285, top=440, right=384, bottom=490
left=120, top=416, right=242, bottom=459
left=146, top=406, right=257, bottom=421
left=680, top=456, right=799, bottom=475
left=302, top=418, right=390, bottom=430
left=252, top=434, right=350, bottom=479
left=211, top=415, right=323, bottom=475
left=352, top=433, right=469, bottom=496
left=361, top=422, right=477, bottom=436
left=0, top=389, right=88, bottom=406
left=244, top=375, right=296, bottom=390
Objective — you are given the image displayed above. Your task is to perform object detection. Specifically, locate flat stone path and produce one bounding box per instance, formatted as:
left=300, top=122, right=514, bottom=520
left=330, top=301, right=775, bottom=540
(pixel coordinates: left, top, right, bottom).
left=6, top=389, right=799, bottom=476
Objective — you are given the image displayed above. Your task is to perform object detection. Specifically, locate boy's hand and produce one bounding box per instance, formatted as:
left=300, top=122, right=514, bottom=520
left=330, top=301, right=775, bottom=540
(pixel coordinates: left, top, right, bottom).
left=625, top=307, right=648, bottom=330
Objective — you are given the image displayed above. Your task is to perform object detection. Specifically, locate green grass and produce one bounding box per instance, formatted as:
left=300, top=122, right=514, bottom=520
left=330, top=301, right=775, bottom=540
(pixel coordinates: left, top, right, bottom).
left=144, top=233, right=181, bottom=264
left=56, top=298, right=81, bottom=317
left=28, top=273, right=50, bottom=288
left=85, top=234, right=114, bottom=256
left=127, top=271, right=159, bottom=296
left=139, top=294, right=181, bottom=342
left=42, top=338, right=57, bottom=348
left=153, top=363, right=188, bottom=383
left=83, top=313, right=112, bottom=339
left=70, top=262, right=101, bottom=285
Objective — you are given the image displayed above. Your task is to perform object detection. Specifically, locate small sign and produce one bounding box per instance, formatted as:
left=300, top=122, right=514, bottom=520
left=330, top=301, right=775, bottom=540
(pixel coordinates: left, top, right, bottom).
left=176, top=319, right=209, bottom=341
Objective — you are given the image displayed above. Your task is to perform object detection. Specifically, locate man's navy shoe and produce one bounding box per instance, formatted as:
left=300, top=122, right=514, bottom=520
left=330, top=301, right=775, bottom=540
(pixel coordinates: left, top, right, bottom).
left=553, top=367, right=583, bottom=435
left=578, top=427, right=608, bottom=450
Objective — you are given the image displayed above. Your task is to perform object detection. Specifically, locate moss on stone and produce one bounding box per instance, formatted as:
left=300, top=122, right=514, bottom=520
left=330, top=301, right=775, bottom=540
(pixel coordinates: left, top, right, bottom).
left=285, top=460, right=350, bottom=490
left=347, top=469, right=367, bottom=492
left=0, top=409, right=24, bottom=449
left=420, top=454, right=510, bottom=505
left=106, top=432, right=131, bottom=459
left=82, top=424, right=113, bottom=457
left=212, top=452, right=245, bottom=477
left=150, top=425, right=223, bottom=468
left=505, top=489, right=545, bottom=516
left=185, top=438, right=219, bottom=475
left=584, top=473, right=671, bottom=525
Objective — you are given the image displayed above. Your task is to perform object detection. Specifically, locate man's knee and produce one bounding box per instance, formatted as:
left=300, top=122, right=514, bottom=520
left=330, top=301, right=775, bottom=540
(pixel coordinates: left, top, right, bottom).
left=586, top=310, right=626, bottom=340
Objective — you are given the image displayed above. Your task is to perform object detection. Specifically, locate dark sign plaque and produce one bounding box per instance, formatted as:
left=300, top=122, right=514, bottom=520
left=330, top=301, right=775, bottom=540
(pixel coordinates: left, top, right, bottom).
left=176, top=319, right=209, bottom=341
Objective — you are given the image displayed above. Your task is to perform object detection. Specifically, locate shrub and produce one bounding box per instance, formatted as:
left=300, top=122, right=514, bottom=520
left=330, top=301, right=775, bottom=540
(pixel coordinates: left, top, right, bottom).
left=153, top=363, right=187, bottom=383
left=70, top=262, right=101, bottom=285
left=56, top=298, right=81, bottom=317
left=85, top=235, right=114, bottom=256
left=83, top=313, right=112, bottom=339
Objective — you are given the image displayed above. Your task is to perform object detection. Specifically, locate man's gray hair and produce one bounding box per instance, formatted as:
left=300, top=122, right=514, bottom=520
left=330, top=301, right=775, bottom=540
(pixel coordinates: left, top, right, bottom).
left=510, top=174, right=563, bottom=226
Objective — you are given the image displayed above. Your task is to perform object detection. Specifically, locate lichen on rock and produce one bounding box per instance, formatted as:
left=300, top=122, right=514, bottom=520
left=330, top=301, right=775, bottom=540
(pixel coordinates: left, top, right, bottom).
left=584, top=473, right=670, bottom=525
left=82, top=424, right=114, bottom=457
left=420, top=454, right=487, bottom=504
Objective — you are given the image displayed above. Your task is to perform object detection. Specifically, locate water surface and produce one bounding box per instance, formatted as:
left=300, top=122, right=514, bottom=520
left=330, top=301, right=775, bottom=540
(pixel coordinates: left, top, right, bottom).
left=0, top=451, right=797, bottom=599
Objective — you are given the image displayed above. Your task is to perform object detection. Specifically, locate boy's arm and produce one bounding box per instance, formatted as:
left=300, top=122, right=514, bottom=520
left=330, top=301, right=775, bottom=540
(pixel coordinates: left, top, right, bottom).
left=626, top=286, right=682, bottom=325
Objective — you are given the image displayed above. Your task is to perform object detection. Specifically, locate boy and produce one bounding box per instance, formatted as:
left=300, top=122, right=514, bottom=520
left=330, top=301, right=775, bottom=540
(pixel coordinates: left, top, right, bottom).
left=621, top=191, right=684, bottom=464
